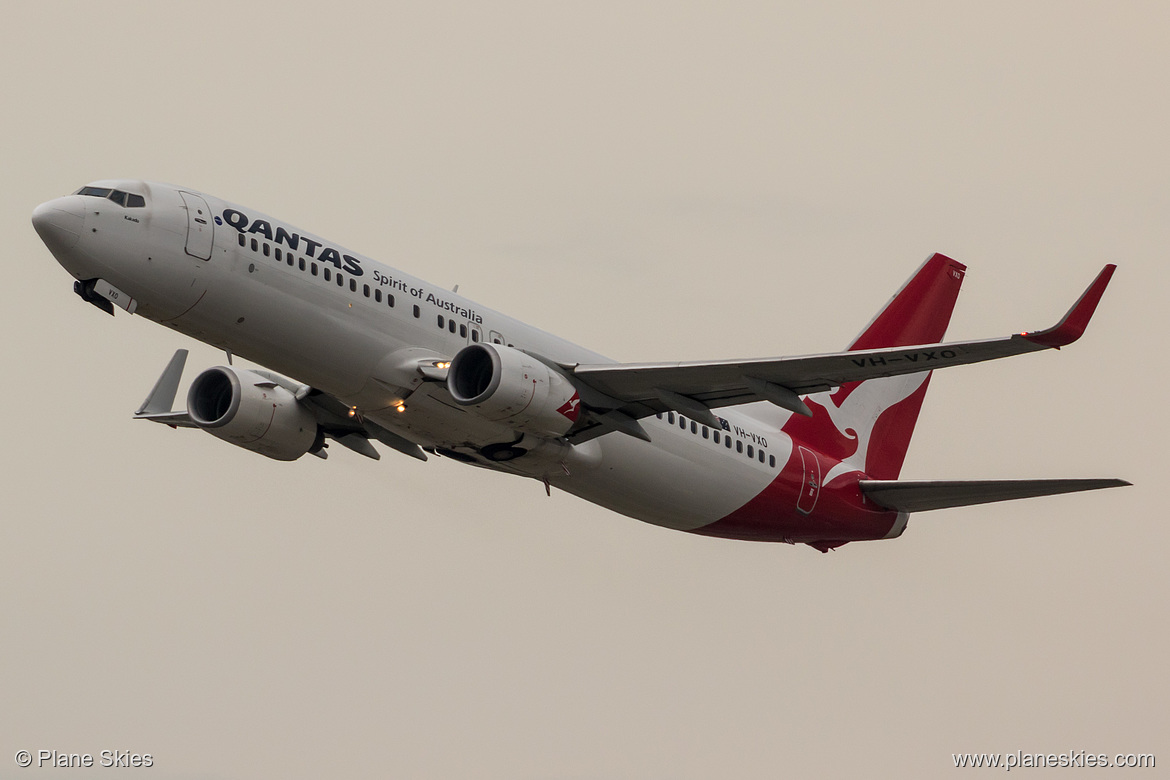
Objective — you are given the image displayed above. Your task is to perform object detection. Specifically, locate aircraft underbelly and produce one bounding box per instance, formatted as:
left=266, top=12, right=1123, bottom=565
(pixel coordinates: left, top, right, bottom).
left=366, top=383, right=529, bottom=446
left=552, top=422, right=787, bottom=531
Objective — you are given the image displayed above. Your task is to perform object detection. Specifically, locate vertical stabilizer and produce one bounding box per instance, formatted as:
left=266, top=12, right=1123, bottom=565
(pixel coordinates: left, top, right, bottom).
left=783, top=254, right=966, bottom=479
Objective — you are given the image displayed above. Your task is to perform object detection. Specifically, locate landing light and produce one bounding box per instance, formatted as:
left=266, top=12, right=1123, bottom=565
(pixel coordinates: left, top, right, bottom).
left=396, top=403, right=407, bottom=413
left=347, top=407, right=357, bottom=418
left=434, top=361, right=451, bottom=370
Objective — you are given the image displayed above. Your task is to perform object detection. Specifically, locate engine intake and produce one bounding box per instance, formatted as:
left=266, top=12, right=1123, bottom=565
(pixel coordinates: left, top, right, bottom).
left=447, top=344, right=581, bottom=437
left=187, top=366, right=318, bottom=460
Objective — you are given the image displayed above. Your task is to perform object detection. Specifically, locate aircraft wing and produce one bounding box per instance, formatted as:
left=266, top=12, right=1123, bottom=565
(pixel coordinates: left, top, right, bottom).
left=568, top=264, right=1115, bottom=431
left=131, top=348, right=427, bottom=461
left=134, top=410, right=198, bottom=428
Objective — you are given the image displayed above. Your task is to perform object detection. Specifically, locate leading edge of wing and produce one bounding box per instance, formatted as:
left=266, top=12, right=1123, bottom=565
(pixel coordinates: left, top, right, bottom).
left=859, top=478, right=1131, bottom=513
left=570, top=264, right=1116, bottom=410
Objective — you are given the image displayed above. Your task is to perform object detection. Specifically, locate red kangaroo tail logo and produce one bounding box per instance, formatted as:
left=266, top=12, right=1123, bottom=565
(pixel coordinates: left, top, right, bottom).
left=785, top=253, right=965, bottom=479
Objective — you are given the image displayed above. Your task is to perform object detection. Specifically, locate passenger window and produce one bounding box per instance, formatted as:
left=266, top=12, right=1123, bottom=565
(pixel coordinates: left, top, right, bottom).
left=311, top=263, right=318, bottom=276
left=275, top=248, right=282, bottom=261
left=736, top=440, right=743, bottom=453
left=758, top=450, right=765, bottom=463
left=250, top=238, right=258, bottom=252
left=460, top=324, right=467, bottom=338
left=375, top=289, right=382, bottom=302
left=363, top=284, right=371, bottom=298
left=437, top=315, right=445, bottom=328
left=299, top=258, right=306, bottom=271
left=690, top=421, right=697, bottom=434
left=350, top=279, right=357, bottom=292
left=336, top=274, right=344, bottom=287
left=725, top=437, right=732, bottom=449
left=413, top=305, right=420, bottom=318
left=287, top=255, right=294, bottom=267
left=263, top=243, right=270, bottom=257
left=237, top=233, right=246, bottom=247
left=471, top=330, right=479, bottom=342
left=713, top=431, right=720, bottom=444
left=769, top=454, right=776, bottom=468
left=448, top=320, right=456, bottom=334
left=388, top=294, right=395, bottom=307
left=323, top=268, right=331, bottom=281
left=126, top=193, right=145, bottom=208
left=679, top=417, right=687, bottom=430
left=656, top=413, right=663, bottom=420
left=747, top=444, right=754, bottom=458
left=702, top=426, right=709, bottom=439
left=667, top=412, right=675, bottom=424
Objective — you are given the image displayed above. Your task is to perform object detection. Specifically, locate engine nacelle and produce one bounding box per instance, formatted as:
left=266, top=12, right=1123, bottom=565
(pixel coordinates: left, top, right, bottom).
left=447, top=344, right=582, bottom=437
left=187, top=366, right=318, bottom=461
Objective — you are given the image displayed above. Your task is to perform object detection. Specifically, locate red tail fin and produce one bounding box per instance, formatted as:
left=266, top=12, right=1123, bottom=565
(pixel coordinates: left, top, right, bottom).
left=783, top=254, right=966, bottom=479
left=847, top=253, right=967, bottom=350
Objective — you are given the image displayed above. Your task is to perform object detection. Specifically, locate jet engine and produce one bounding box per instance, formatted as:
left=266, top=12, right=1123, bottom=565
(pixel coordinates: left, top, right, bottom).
left=187, top=366, right=319, bottom=461
left=447, top=344, right=582, bottom=437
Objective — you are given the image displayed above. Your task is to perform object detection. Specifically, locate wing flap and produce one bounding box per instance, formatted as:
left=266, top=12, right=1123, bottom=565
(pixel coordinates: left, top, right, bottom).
left=859, top=478, right=1130, bottom=513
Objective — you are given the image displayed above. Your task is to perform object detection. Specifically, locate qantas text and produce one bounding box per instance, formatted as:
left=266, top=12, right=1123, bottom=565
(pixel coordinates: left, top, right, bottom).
left=221, top=209, right=364, bottom=277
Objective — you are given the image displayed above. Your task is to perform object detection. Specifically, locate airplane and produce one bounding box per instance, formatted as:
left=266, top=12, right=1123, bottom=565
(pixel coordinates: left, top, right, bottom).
left=31, top=180, right=1129, bottom=552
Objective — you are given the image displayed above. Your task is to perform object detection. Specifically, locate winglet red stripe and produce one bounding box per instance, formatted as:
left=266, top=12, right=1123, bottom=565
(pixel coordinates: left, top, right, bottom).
left=1021, top=264, right=1116, bottom=349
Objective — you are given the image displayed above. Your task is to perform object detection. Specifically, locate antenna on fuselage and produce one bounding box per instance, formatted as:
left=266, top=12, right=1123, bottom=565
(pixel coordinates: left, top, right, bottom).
left=225, top=349, right=233, bottom=366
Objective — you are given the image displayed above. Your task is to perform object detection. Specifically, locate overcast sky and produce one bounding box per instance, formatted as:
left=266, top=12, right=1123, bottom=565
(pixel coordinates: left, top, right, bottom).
left=2, top=3, right=1166, bottom=778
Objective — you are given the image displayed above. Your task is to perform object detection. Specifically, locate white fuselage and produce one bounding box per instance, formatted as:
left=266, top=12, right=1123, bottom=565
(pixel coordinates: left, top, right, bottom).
left=39, top=181, right=794, bottom=533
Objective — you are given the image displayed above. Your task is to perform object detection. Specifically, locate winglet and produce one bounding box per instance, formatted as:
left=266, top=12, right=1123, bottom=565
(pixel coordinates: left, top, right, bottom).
left=1020, top=264, right=1116, bottom=348
left=135, top=349, right=188, bottom=414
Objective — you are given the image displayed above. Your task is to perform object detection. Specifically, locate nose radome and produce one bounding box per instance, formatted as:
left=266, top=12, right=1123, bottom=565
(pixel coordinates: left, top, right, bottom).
left=32, top=196, right=85, bottom=252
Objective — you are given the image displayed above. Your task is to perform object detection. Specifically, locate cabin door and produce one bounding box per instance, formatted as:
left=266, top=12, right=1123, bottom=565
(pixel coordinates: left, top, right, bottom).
left=179, top=191, right=214, bottom=260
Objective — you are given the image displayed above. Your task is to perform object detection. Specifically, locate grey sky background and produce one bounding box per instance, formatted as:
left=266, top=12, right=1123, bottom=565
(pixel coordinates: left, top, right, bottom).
left=2, top=2, right=1166, bottom=778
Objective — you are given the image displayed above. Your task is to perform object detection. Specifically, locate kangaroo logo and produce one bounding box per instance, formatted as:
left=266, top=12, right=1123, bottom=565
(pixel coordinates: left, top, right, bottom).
left=556, top=392, right=581, bottom=422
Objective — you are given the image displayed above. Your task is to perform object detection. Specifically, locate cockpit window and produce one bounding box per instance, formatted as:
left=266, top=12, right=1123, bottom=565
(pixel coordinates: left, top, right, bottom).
left=76, top=186, right=146, bottom=208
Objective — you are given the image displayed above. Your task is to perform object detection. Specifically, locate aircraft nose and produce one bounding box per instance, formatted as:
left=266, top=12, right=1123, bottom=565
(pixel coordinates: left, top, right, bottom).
left=32, top=196, right=86, bottom=252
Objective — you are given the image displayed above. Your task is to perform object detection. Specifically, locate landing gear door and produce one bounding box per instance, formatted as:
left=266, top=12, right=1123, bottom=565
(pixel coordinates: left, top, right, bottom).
left=796, top=446, right=821, bottom=516
left=179, top=191, right=214, bottom=260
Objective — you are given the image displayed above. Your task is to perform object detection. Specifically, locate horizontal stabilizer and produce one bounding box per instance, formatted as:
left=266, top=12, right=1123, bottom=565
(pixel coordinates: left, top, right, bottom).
left=859, top=478, right=1130, bottom=513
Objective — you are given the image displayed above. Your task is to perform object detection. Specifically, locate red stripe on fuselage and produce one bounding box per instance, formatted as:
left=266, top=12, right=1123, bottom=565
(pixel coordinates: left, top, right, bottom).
left=690, top=443, right=900, bottom=543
